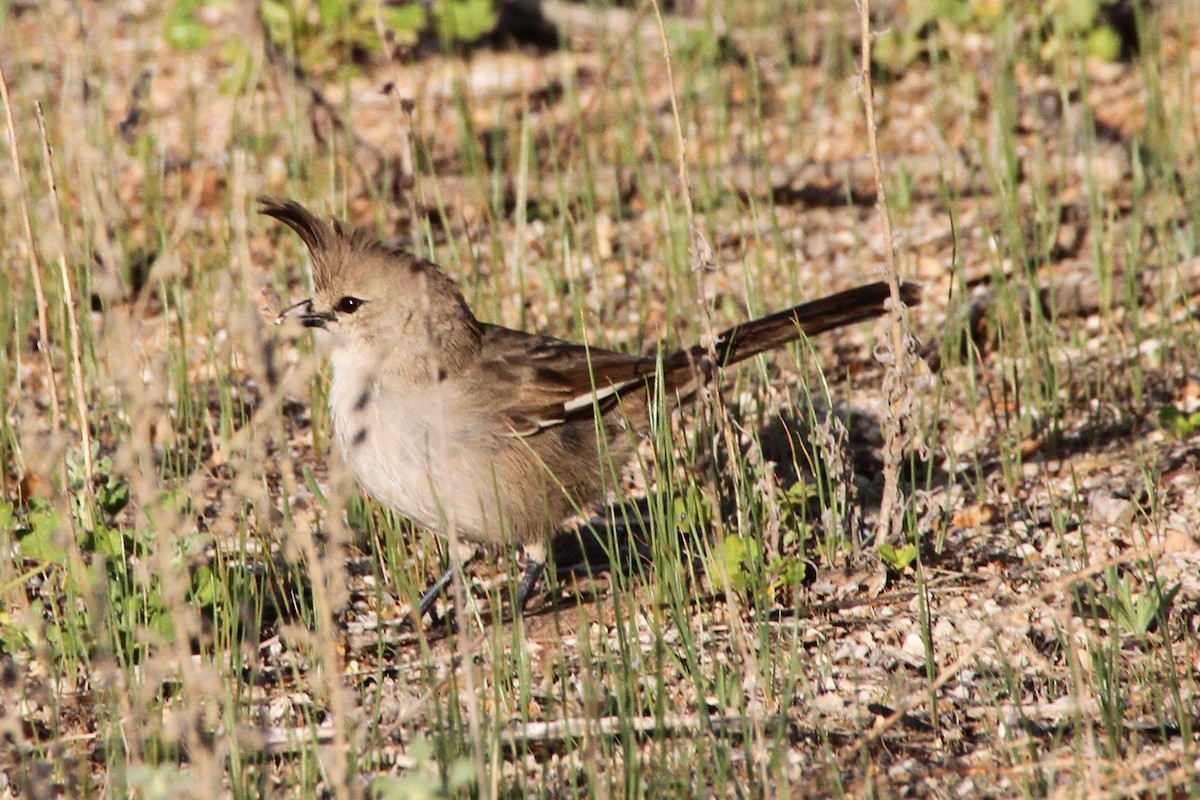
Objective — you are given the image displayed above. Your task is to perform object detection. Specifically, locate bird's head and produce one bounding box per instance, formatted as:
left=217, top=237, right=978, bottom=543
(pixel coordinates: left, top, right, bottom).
left=261, top=197, right=480, bottom=375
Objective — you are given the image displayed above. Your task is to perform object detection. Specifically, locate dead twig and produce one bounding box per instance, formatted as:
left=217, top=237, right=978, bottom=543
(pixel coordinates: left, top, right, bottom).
left=858, top=0, right=917, bottom=550
left=500, top=712, right=785, bottom=753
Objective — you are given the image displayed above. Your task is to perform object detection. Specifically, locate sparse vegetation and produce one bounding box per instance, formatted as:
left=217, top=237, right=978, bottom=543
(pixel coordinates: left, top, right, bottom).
left=1, top=0, right=1198, bottom=797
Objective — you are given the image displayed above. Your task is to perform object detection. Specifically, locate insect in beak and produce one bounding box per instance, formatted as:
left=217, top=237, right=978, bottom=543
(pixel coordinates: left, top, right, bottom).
left=275, top=298, right=314, bottom=325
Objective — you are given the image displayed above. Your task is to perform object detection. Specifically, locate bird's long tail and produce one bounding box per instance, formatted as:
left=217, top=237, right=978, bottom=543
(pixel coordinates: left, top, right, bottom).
left=663, top=281, right=920, bottom=386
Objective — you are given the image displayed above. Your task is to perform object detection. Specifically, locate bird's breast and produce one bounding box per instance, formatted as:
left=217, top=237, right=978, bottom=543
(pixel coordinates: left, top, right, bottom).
left=326, top=363, right=508, bottom=543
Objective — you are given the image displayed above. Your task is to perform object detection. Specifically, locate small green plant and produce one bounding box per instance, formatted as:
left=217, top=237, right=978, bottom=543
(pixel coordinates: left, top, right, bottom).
left=766, top=554, right=810, bottom=596
left=164, top=0, right=214, bottom=52
left=1157, top=403, right=1200, bottom=439
left=86, top=466, right=180, bottom=659
left=777, top=479, right=819, bottom=534
left=712, top=533, right=811, bottom=602
left=6, top=499, right=93, bottom=667
left=0, top=609, right=38, bottom=660
left=97, top=476, right=131, bottom=519
left=661, top=16, right=729, bottom=63
left=432, top=0, right=496, bottom=44
left=1096, top=567, right=1180, bottom=640
left=372, top=736, right=476, bottom=799
left=873, top=0, right=1130, bottom=73
left=11, top=499, right=68, bottom=566
left=878, top=542, right=919, bottom=572
left=1041, top=0, right=1126, bottom=61
left=672, top=484, right=713, bottom=538
left=712, top=534, right=762, bottom=595
left=260, top=0, right=498, bottom=76
left=8, top=462, right=185, bottom=665
left=126, top=765, right=198, bottom=800
left=0, top=499, right=41, bottom=656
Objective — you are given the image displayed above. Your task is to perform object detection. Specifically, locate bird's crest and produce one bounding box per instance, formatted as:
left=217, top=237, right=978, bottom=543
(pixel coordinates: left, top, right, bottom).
left=260, top=196, right=368, bottom=291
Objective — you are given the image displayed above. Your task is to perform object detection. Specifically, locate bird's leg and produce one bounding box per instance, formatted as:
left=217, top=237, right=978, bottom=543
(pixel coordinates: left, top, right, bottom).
left=416, top=544, right=547, bottom=623
left=515, top=559, right=546, bottom=613
left=412, top=542, right=480, bottom=627
left=514, top=542, right=548, bottom=614
left=416, top=566, right=455, bottom=621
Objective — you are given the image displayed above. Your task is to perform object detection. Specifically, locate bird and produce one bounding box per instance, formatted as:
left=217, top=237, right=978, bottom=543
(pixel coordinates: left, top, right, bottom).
left=261, top=197, right=919, bottom=619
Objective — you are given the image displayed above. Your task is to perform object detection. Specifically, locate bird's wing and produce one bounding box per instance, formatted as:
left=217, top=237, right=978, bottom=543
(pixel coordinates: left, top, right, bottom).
left=478, top=324, right=659, bottom=437
left=476, top=280, right=921, bottom=437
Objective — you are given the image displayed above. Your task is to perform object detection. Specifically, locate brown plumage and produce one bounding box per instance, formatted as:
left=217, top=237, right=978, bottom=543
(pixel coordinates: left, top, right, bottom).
left=262, top=197, right=919, bottom=614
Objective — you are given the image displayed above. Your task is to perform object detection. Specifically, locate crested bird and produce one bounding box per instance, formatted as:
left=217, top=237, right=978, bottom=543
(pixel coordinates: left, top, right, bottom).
left=262, top=197, right=918, bottom=618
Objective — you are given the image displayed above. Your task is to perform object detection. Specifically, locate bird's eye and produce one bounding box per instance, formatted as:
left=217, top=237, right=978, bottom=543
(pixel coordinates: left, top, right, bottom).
left=334, top=296, right=364, bottom=314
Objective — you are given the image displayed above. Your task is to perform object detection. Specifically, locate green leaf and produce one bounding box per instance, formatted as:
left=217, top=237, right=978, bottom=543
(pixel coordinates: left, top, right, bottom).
left=189, top=564, right=218, bottom=607
left=303, top=467, right=329, bottom=507
left=0, top=501, right=14, bottom=535
left=318, top=0, right=352, bottom=25
left=150, top=608, right=176, bottom=642
left=1099, top=567, right=1180, bottom=638
left=934, top=0, right=974, bottom=26
left=0, top=611, right=36, bottom=657
left=782, top=480, right=818, bottom=507
left=434, top=0, right=497, bottom=43
left=127, top=765, right=194, bottom=800
left=260, top=0, right=295, bottom=30
left=16, top=506, right=67, bottom=565
left=873, top=29, right=926, bottom=71
left=219, top=41, right=256, bottom=95
left=666, top=19, right=724, bottom=62
left=969, top=0, right=1005, bottom=23
left=1058, top=0, right=1101, bottom=33
left=768, top=555, right=809, bottom=589
left=672, top=486, right=713, bottom=535
left=879, top=543, right=919, bottom=571
left=714, top=535, right=762, bottom=593
left=164, top=1, right=212, bottom=52
left=1086, top=25, right=1122, bottom=61
left=88, top=526, right=127, bottom=560
left=98, top=480, right=131, bottom=517
left=1158, top=404, right=1200, bottom=438
left=383, top=4, right=427, bottom=46
left=447, top=757, right=477, bottom=789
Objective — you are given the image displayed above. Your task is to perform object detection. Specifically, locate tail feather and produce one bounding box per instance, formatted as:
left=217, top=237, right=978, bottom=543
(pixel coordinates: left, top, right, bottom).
left=663, top=281, right=919, bottom=387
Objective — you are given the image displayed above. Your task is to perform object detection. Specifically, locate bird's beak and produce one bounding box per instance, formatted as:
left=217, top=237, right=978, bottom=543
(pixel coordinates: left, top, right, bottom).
left=275, top=298, right=335, bottom=329
left=301, top=310, right=336, bottom=329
